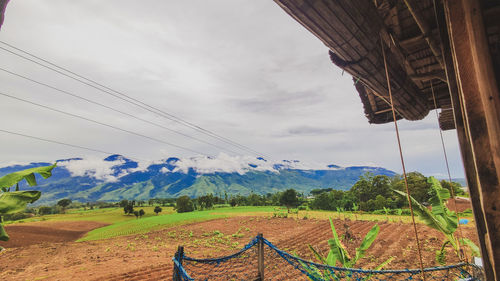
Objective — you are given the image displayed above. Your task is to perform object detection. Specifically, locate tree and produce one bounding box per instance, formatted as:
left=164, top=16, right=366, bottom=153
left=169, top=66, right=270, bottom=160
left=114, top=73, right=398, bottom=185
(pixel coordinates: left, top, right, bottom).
left=440, top=180, right=465, bottom=196
left=119, top=199, right=129, bottom=208
left=310, top=188, right=333, bottom=196
left=57, top=198, right=72, bottom=213
left=133, top=210, right=140, bottom=219
left=310, top=192, right=332, bottom=210
left=393, top=172, right=432, bottom=204
left=154, top=206, right=162, bottom=215
left=139, top=209, right=145, bottom=218
left=279, top=189, right=299, bottom=213
left=198, top=194, right=214, bottom=210
left=374, top=195, right=387, bottom=210
left=229, top=197, right=238, bottom=207
left=0, top=164, right=56, bottom=247
left=176, top=196, right=194, bottom=213
left=124, top=204, right=134, bottom=215
left=38, top=206, right=53, bottom=215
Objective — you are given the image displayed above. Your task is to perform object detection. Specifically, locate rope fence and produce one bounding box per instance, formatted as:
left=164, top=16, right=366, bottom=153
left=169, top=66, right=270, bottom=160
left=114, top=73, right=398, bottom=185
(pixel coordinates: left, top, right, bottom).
left=172, top=234, right=483, bottom=281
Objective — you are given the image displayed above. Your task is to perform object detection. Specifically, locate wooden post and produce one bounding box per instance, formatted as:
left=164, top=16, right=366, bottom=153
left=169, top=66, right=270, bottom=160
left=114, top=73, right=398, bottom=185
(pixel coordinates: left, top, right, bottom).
left=443, top=0, right=500, bottom=279
left=257, top=233, right=264, bottom=281
left=433, top=0, right=494, bottom=277
left=173, top=246, right=184, bottom=281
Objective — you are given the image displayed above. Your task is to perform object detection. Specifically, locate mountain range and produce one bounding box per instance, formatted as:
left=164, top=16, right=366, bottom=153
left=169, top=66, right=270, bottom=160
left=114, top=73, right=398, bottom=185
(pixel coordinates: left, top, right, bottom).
left=0, top=154, right=397, bottom=205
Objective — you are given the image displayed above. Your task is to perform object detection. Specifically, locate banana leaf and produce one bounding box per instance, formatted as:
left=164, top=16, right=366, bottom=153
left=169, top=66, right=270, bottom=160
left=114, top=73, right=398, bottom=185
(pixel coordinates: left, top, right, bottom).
left=353, top=224, right=379, bottom=264
left=326, top=218, right=351, bottom=267
left=0, top=223, right=9, bottom=241
left=460, top=238, right=481, bottom=257
left=428, top=177, right=457, bottom=233
left=0, top=164, right=56, bottom=191
left=0, top=191, right=41, bottom=214
left=393, top=189, right=454, bottom=235
left=308, top=244, right=328, bottom=264
left=436, top=240, right=451, bottom=265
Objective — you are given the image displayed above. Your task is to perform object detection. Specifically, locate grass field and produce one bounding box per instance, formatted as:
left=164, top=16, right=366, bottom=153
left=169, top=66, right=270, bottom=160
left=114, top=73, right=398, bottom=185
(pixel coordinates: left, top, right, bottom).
left=8, top=205, right=475, bottom=242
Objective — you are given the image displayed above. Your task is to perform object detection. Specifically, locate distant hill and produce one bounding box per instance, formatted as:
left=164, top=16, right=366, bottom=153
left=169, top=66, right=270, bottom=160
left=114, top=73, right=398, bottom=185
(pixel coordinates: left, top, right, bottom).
left=0, top=155, right=396, bottom=205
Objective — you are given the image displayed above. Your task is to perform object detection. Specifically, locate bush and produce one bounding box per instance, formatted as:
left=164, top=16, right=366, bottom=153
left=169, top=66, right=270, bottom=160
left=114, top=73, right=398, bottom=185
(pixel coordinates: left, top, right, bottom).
left=38, top=206, right=61, bottom=215
left=3, top=212, right=31, bottom=221
left=176, top=196, right=194, bottom=213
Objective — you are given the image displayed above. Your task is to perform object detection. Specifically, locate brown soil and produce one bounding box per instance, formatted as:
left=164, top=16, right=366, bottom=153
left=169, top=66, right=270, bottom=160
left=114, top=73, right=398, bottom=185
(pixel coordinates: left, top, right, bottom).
left=447, top=197, right=473, bottom=213
left=0, top=217, right=479, bottom=281
left=0, top=221, right=108, bottom=248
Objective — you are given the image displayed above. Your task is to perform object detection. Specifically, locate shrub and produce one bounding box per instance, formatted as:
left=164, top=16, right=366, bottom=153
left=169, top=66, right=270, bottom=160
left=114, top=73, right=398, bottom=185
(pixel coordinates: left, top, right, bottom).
left=176, top=196, right=194, bottom=213
left=154, top=206, right=162, bottom=215
left=2, top=212, right=31, bottom=221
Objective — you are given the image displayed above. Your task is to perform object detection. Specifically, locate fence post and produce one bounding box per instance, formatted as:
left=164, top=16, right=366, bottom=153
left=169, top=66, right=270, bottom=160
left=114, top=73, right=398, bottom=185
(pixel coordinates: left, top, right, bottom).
left=173, top=245, right=184, bottom=281
left=257, top=233, right=264, bottom=280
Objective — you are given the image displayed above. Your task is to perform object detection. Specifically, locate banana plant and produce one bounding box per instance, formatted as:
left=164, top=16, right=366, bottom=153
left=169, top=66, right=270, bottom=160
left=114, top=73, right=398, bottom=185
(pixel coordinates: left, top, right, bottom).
left=393, top=176, right=480, bottom=264
left=383, top=207, right=390, bottom=222
left=306, top=218, right=393, bottom=280
left=0, top=164, right=56, bottom=248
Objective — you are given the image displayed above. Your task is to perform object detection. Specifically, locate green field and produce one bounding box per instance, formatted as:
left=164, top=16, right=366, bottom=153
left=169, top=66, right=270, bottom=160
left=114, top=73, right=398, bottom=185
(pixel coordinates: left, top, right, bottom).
left=8, top=206, right=475, bottom=242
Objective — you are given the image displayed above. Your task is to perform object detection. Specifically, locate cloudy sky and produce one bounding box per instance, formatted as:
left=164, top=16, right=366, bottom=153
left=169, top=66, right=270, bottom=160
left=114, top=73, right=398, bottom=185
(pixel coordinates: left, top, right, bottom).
left=0, top=0, right=465, bottom=177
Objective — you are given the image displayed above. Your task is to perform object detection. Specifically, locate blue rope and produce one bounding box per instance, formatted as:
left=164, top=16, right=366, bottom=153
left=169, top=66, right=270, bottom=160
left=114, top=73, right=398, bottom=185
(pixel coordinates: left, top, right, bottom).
left=173, top=257, right=195, bottom=281
left=262, top=237, right=476, bottom=274
left=182, top=236, right=259, bottom=264
left=174, top=235, right=482, bottom=280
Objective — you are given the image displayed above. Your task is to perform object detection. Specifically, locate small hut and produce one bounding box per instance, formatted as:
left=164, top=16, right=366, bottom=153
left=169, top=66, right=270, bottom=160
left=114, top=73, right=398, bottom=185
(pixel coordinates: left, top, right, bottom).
left=274, top=0, right=500, bottom=279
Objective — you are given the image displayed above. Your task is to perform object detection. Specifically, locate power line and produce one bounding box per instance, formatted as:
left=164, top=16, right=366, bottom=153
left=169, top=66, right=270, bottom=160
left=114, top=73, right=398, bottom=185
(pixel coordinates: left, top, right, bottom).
left=0, top=40, right=269, bottom=158
left=0, top=129, right=146, bottom=161
left=0, top=91, right=208, bottom=156
left=0, top=67, right=240, bottom=155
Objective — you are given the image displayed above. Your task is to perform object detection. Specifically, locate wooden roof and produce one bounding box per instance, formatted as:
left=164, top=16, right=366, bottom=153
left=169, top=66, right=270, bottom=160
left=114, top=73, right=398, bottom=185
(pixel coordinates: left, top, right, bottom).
left=274, top=0, right=500, bottom=130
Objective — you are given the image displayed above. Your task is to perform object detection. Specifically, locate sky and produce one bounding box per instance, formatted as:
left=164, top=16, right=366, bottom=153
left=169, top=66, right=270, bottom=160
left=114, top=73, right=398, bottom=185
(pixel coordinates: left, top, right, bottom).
left=0, top=0, right=465, bottom=178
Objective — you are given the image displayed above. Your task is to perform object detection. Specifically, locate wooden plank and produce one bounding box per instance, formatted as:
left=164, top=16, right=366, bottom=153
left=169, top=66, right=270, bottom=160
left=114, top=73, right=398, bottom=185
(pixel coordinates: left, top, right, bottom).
left=443, top=0, right=500, bottom=279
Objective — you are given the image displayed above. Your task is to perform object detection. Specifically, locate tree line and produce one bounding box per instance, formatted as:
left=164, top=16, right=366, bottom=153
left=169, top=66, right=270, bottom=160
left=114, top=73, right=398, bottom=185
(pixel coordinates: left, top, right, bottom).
left=309, top=172, right=465, bottom=212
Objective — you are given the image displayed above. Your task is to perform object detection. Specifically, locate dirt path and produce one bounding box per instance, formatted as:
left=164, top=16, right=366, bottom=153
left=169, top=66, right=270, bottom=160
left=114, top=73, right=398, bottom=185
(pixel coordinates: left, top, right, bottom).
left=0, top=217, right=479, bottom=281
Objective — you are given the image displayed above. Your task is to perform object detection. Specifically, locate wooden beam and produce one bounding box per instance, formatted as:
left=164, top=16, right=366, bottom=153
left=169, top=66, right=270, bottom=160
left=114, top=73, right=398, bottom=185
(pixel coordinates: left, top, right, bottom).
left=443, top=0, right=500, bottom=279
left=409, top=70, right=447, bottom=82
left=404, top=0, right=444, bottom=67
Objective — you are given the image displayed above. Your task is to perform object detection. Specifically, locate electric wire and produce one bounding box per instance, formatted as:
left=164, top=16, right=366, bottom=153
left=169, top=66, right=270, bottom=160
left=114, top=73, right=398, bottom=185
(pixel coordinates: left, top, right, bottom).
left=0, top=91, right=208, bottom=156
left=0, top=67, right=240, bottom=155
left=0, top=40, right=269, bottom=158
left=0, top=129, right=146, bottom=161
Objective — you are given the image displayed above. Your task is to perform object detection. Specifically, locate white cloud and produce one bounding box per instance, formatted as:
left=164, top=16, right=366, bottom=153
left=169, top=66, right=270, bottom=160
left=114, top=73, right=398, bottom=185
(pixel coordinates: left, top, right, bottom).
left=58, top=157, right=125, bottom=182
left=173, top=153, right=346, bottom=174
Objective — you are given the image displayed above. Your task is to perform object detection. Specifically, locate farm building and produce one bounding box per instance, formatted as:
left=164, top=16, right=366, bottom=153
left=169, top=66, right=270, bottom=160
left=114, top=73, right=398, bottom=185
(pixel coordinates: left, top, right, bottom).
left=273, top=0, right=500, bottom=279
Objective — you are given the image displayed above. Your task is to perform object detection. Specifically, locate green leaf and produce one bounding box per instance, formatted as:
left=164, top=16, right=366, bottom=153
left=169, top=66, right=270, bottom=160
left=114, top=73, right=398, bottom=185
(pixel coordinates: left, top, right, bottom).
left=0, top=223, right=9, bottom=241
left=460, top=238, right=481, bottom=257
left=354, top=224, right=379, bottom=263
left=308, top=244, right=327, bottom=264
left=326, top=218, right=351, bottom=266
left=393, top=189, right=453, bottom=235
left=436, top=240, right=451, bottom=265
left=373, top=256, right=394, bottom=270
left=0, top=191, right=41, bottom=214
left=428, top=177, right=458, bottom=232
left=0, top=164, right=56, bottom=190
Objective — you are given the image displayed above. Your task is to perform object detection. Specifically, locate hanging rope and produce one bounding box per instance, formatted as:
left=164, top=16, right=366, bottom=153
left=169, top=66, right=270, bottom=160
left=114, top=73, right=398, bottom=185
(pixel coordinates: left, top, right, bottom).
left=380, top=35, right=426, bottom=280
left=430, top=81, right=466, bottom=261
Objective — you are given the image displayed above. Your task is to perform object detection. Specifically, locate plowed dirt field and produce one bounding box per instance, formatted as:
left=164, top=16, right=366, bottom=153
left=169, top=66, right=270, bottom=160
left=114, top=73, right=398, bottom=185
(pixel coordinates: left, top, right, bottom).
left=0, top=217, right=479, bottom=281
